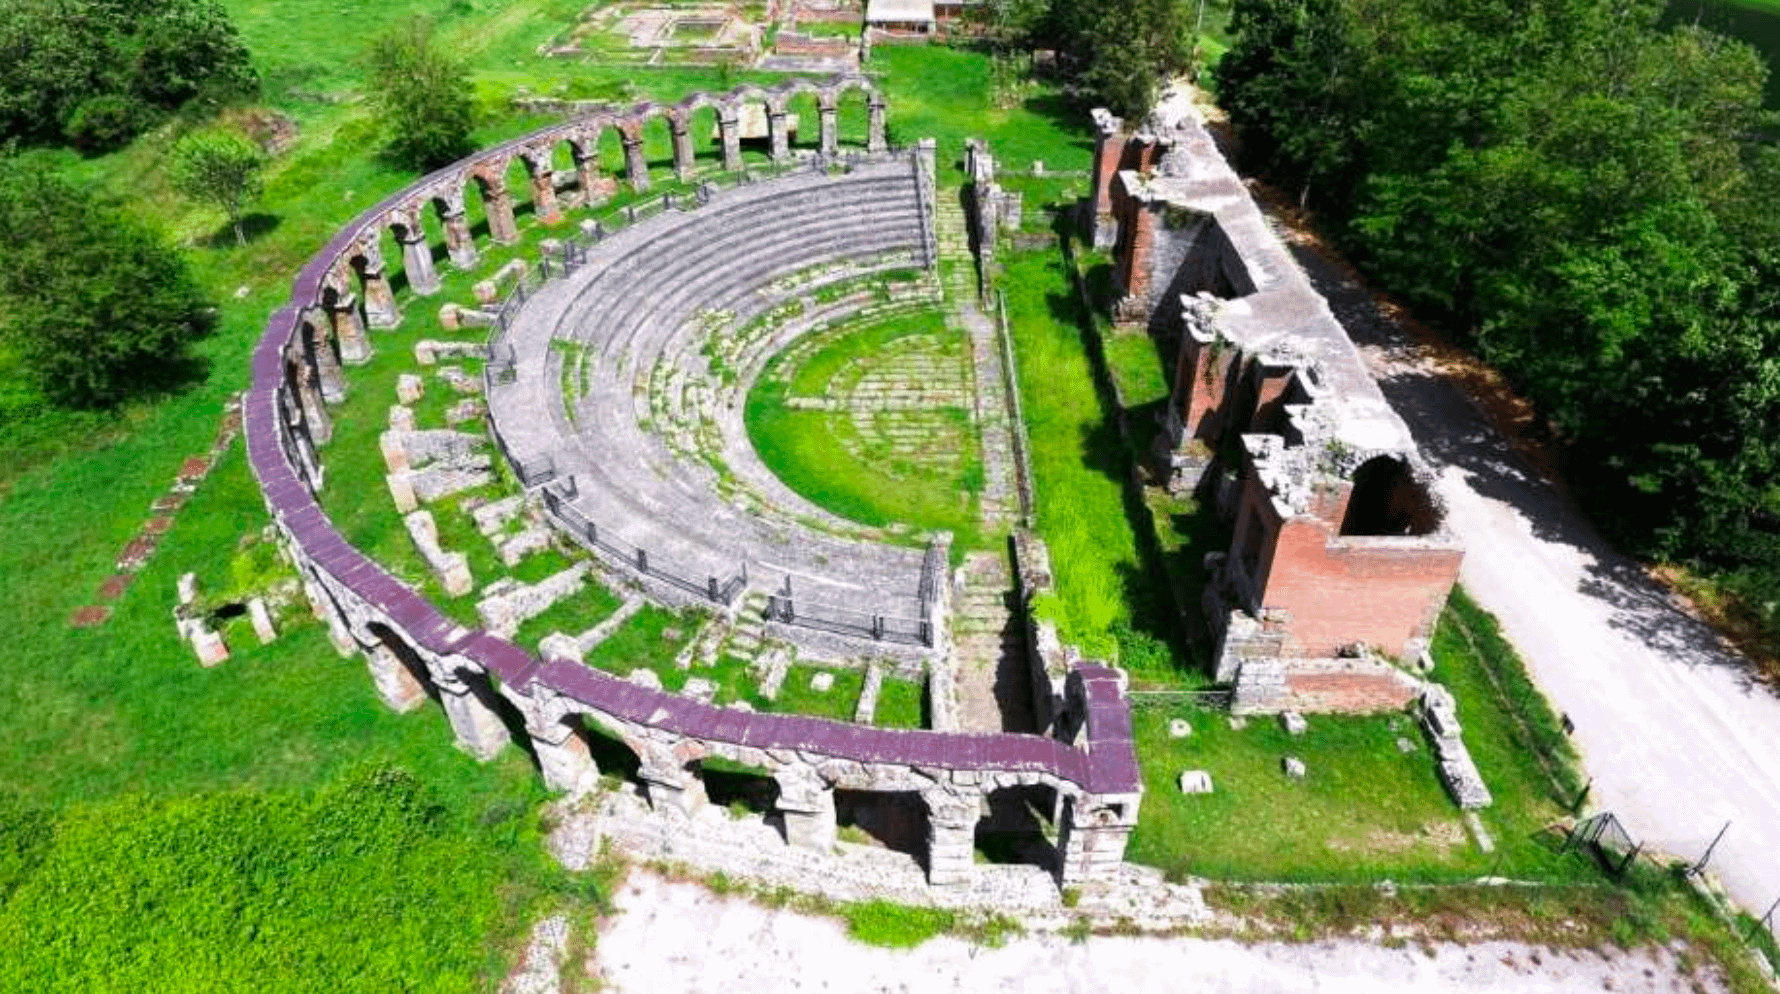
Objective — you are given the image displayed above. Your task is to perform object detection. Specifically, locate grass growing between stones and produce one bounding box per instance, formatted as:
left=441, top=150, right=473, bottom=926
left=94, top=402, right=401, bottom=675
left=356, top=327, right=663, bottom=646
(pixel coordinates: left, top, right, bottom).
left=842, top=899, right=957, bottom=948
left=874, top=676, right=926, bottom=729
left=773, top=665, right=866, bottom=722
left=747, top=309, right=988, bottom=547
left=872, top=46, right=1096, bottom=173
left=1102, top=329, right=1172, bottom=408
left=1127, top=592, right=1590, bottom=884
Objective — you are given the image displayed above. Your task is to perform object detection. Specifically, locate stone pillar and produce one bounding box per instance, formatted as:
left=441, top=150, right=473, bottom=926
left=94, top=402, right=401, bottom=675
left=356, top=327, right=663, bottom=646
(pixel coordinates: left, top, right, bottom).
left=304, top=318, right=346, bottom=404
left=484, top=186, right=520, bottom=245
left=867, top=94, right=888, bottom=153
left=573, top=143, right=605, bottom=207
left=532, top=722, right=599, bottom=795
left=442, top=207, right=479, bottom=269
left=365, top=641, right=427, bottom=713
left=1057, top=793, right=1141, bottom=885
left=356, top=246, right=401, bottom=328
left=621, top=130, right=650, bottom=192
left=922, top=788, right=980, bottom=887
left=670, top=118, right=695, bottom=182
left=718, top=109, right=743, bottom=172
left=1087, top=108, right=1126, bottom=249
left=527, top=159, right=562, bottom=225
left=398, top=227, right=441, bottom=296
left=818, top=99, right=839, bottom=157
left=301, top=571, right=354, bottom=655
left=767, top=109, right=790, bottom=163
left=775, top=772, right=837, bottom=851
left=328, top=292, right=372, bottom=366
left=436, top=675, right=511, bottom=761
left=640, top=753, right=706, bottom=815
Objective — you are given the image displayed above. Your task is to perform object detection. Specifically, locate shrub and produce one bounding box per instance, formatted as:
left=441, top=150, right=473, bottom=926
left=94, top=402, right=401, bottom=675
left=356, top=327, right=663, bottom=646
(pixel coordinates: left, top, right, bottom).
left=63, top=96, right=153, bottom=154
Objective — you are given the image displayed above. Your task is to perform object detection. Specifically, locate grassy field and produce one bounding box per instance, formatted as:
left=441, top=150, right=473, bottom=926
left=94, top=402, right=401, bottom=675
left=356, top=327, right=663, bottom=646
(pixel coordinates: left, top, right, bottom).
left=747, top=309, right=986, bottom=546
left=1126, top=587, right=1589, bottom=883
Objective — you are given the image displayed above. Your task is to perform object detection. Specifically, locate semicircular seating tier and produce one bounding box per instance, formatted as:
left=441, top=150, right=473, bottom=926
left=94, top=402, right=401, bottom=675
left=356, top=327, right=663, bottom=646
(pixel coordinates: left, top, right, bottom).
left=487, top=154, right=945, bottom=656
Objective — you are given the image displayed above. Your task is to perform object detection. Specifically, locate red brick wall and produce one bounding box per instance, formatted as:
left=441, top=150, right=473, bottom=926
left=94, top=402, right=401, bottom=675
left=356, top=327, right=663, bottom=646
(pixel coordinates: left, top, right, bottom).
left=1283, top=663, right=1423, bottom=713
left=1117, top=206, right=1155, bottom=302
left=1091, top=133, right=1125, bottom=218
left=1265, top=517, right=1462, bottom=659
left=1173, top=336, right=1237, bottom=442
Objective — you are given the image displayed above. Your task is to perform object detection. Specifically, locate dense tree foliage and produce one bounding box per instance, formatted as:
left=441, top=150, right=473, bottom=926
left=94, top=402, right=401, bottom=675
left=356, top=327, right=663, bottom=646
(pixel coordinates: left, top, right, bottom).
left=368, top=19, right=475, bottom=173
left=0, top=167, right=215, bottom=407
left=0, top=767, right=557, bottom=993
left=0, top=0, right=256, bottom=151
left=170, top=127, right=268, bottom=246
left=1217, top=0, right=1780, bottom=624
left=975, top=0, right=1195, bottom=118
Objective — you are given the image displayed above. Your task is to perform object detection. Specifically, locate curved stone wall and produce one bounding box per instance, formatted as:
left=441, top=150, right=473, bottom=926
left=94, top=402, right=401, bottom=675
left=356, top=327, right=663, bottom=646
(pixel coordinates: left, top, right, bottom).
left=245, top=79, right=1142, bottom=888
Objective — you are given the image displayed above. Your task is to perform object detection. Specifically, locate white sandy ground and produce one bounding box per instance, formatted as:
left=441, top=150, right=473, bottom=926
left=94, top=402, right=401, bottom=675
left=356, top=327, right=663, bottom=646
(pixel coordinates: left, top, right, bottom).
left=583, top=872, right=1722, bottom=994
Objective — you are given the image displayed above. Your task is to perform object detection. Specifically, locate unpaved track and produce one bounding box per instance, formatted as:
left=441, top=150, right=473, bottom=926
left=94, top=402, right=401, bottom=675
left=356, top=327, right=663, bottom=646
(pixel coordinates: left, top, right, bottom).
left=593, top=872, right=1718, bottom=993
left=1288, top=225, right=1780, bottom=917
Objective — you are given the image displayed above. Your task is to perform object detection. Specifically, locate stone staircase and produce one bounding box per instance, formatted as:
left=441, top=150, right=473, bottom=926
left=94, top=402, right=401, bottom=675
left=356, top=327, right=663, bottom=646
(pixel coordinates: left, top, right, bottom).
left=950, top=550, right=1031, bottom=733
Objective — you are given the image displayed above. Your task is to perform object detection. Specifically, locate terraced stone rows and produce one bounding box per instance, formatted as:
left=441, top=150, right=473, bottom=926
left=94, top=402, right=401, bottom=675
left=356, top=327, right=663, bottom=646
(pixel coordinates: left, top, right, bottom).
left=487, top=158, right=938, bottom=648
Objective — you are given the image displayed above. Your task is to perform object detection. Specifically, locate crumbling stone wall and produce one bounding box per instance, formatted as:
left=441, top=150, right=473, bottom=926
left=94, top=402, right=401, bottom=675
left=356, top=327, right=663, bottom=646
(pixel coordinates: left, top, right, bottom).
left=1089, top=98, right=1465, bottom=713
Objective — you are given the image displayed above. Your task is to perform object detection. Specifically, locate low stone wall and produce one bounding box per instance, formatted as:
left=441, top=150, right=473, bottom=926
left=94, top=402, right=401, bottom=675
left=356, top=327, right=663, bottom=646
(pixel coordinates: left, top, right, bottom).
left=1230, top=654, right=1424, bottom=715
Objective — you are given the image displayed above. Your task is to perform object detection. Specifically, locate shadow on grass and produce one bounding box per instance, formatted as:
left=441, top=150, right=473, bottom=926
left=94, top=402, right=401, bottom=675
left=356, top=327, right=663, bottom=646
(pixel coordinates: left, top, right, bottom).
left=201, top=212, right=281, bottom=249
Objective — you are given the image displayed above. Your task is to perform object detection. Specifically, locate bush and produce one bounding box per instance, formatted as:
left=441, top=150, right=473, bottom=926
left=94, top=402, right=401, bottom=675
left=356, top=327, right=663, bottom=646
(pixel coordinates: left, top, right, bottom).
left=63, top=96, right=153, bottom=154
left=0, top=166, right=214, bottom=407
left=368, top=19, right=475, bottom=172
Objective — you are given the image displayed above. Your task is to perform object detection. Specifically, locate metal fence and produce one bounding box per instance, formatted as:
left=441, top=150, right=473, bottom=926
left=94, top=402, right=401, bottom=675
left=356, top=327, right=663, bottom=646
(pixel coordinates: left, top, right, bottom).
left=1563, top=811, right=1643, bottom=877
left=761, top=538, right=944, bottom=647
left=540, top=478, right=745, bottom=607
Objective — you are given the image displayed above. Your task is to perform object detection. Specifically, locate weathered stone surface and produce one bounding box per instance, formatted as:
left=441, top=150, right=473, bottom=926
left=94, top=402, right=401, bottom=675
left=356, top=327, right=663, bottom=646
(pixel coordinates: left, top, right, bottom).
left=476, top=563, right=587, bottom=638
left=1280, top=711, right=1308, bottom=736
left=438, top=366, right=484, bottom=396
left=389, top=404, right=416, bottom=431
left=405, top=510, right=474, bottom=597
left=248, top=598, right=277, bottom=644
left=396, top=373, right=424, bottom=403
left=682, top=678, right=717, bottom=704
left=446, top=398, right=486, bottom=427
left=1168, top=718, right=1192, bottom=739
left=1282, top=756, right=1306, bottom=779
left=1177, top=770, right=1214, bottom=794
left=415, top=339, right=487, bottom=365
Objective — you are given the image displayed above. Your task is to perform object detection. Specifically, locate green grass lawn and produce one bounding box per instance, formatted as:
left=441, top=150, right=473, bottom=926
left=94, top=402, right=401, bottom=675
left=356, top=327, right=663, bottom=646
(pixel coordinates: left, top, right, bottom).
left=747, top=309, right=988, bottom=548
left=871, top=46, right=1096, bottom=173
left=1101, top=329, right=1171, bottom=408
left=874, top=675, right=925, bottom=728
left=1127, top=590, right=1590, bottom=884
left=1001, top=247, right=1195, bottom=680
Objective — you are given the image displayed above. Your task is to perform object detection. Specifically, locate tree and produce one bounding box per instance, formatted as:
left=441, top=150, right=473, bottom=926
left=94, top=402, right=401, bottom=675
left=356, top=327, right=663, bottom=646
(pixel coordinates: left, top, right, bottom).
left=367, top=19, right=474, bottom=173
left=1078, top=0, right=1193, bottom=119
left=169, top=128, right=265, bottom=246
left=0, top=0, right=255, bottom=150
left=0, top=165, right=214, bottom=407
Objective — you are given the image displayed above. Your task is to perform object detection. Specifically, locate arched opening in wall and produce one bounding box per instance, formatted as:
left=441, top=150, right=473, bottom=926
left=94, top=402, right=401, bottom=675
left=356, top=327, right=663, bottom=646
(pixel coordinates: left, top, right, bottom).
left=377, top=223, right=412, bottom=296
left=549, top=140, right=576, bottom=208
left=694, top=756, right=780, bottom=818
left=975, top=784, right=1058, bottom=871
left=687, top=105, right=722, bottom=172
left=367, top=621, right=443, bottom=703
left=784, top=91, right=820, bottom=151
left=502, top=155, right=537, bottom=226
left=1340, top=456, right=1440, bottom=537
left=465, top=175, right=494, bottom=242
left=733, top=98, right=773, bottom=166
left=834, top=789, right=929, bottom=866
left=595, top=125, right=628, bottom=189
left=638, top=113, right=675, bottom=184
left=836, top=86, right=871, bottom=148
left=579, top=716, right=646, bottom=791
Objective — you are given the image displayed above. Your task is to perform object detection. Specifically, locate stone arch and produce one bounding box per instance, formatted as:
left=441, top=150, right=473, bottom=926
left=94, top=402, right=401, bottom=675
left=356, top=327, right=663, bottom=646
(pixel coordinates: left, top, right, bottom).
left=516, top=144, right=565, bottom=225
left=834, top=788, right=930, bottom=863
left=974, top=783, right=1060, bottom=873
left=682, top=103, right=724, bottom=173
left=566, top=119, right=621, bottom=209
left=432, top=659, right=519, bottom=761
left=1341, top=455, right=1439, bottom=537
left=694, top=754, right=781, bottom=817
left=318, top=271, right=371, bottom=366
left=347, top=238, right=402, bottom=328
left=783, top=89, right=822, bottom=153
left=834, top=83, right=873, bottom=149
left=468, top=162, right=521, bottom=245
left=633, top=112, right=677, bottom=190
left=364, top=621, right=437, bottom=713
left=427, top=186, right=479, bottom=269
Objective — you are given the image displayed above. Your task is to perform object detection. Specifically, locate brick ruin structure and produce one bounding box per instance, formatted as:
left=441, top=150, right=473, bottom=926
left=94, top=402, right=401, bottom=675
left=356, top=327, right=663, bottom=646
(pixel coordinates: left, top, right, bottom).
left=1086, top=103, right=1466, bottom=716
left=247, top=77, right=1142, bottom=892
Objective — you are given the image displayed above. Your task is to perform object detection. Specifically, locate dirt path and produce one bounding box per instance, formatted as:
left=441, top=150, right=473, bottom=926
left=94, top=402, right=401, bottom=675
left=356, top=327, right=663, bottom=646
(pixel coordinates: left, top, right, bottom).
left=591, top=872, right=1721, bottom=993
left=1259, top=190, right=1780, bottom=918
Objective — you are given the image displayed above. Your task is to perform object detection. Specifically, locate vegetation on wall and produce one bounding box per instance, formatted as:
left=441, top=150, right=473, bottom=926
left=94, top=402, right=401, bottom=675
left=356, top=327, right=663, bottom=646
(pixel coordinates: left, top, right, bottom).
left=1215, top=0, right=1780, bottom=651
